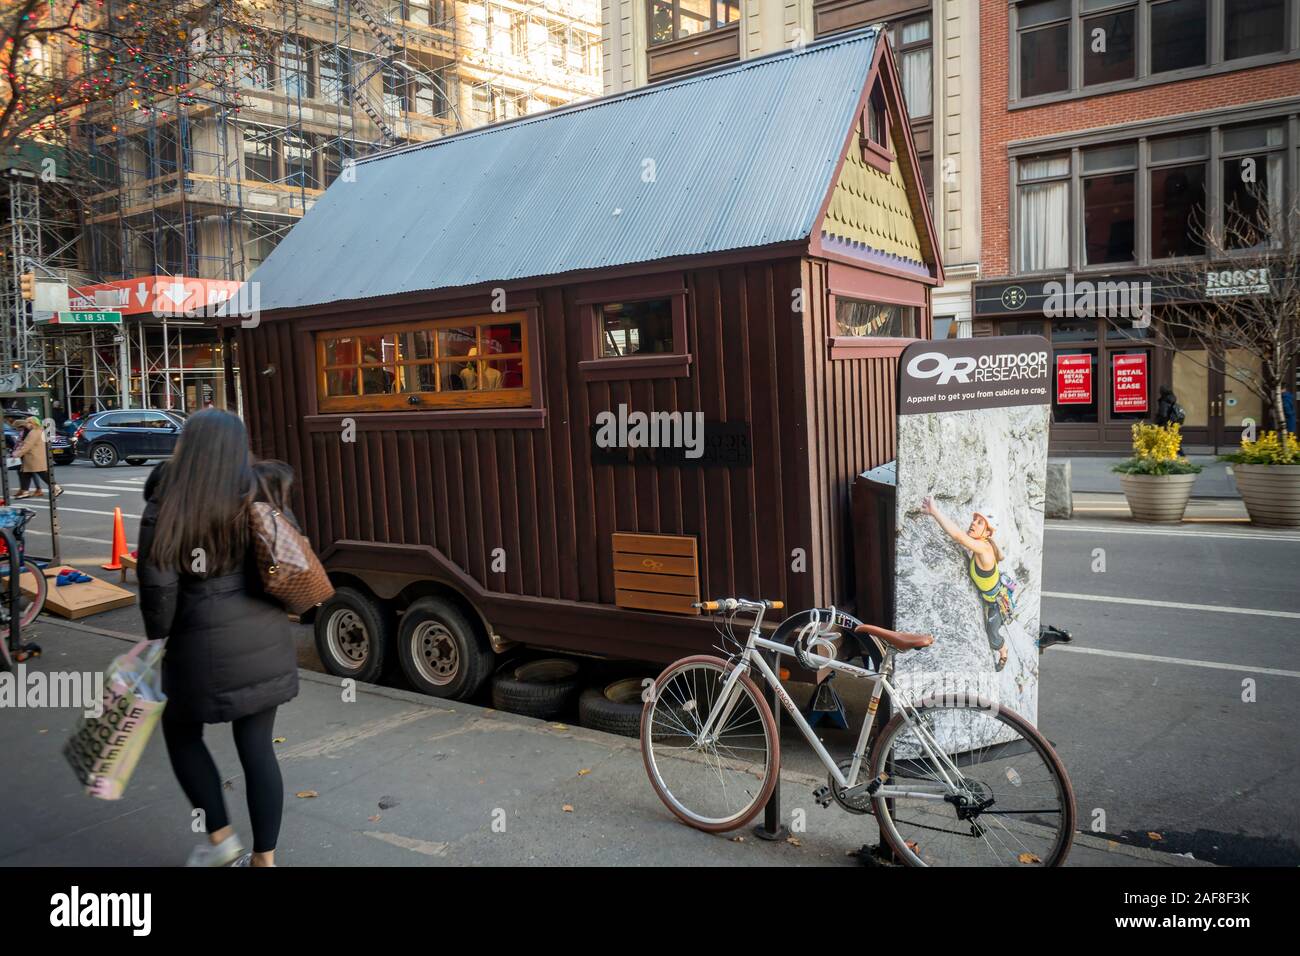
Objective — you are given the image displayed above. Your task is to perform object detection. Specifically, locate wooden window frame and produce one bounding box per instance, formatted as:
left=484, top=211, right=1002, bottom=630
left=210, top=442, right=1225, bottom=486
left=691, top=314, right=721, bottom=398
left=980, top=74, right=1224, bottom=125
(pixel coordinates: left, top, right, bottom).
left=647, top=0, right=741, bottom=46
left=860, top=84, right=895, bottom=173
left=826, top=263, right=927, bottom=359
left=315, top=311, right=534, bottom=413
left=577, top=276, right=691, bottom=380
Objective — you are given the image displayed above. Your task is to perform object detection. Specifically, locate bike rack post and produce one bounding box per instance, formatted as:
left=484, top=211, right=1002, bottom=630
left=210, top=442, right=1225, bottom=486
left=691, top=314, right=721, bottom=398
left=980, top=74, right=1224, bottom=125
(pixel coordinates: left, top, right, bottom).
left=752, top=644, right=788, bottom=842
left=2, top=527, right=21, bottom=662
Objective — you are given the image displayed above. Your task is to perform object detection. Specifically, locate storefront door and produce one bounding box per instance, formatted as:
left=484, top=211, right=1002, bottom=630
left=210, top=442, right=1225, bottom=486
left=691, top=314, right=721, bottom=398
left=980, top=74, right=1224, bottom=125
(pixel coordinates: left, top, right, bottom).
left=1171, top=347, right=1264, bottom=452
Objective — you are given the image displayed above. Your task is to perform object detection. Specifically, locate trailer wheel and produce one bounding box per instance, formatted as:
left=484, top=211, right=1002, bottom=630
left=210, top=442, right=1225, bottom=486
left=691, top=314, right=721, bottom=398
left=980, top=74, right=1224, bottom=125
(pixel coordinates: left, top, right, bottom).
left=314, top=587, right=391, bottom=684
left=578, top=678, right=650, bottom=738
left=397, top=597, right=492, bottom=700
left=491, top=658, right=581, bottom=720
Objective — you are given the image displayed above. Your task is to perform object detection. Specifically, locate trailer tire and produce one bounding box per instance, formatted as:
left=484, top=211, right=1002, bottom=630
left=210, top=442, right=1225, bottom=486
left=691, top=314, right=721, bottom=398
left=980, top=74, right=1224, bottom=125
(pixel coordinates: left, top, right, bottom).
left=578, top=679, right=649, bottom=738
left=491, top=658, right=581, bottom=720
left=314, top=587, right=391, bottom=684
left=397, top=597, right=492, bottom=701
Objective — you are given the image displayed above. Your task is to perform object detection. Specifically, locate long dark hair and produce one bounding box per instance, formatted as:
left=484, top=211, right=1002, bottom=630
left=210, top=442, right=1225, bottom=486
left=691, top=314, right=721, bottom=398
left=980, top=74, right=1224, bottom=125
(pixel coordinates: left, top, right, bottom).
left=149, top=408, right=255, bottom=576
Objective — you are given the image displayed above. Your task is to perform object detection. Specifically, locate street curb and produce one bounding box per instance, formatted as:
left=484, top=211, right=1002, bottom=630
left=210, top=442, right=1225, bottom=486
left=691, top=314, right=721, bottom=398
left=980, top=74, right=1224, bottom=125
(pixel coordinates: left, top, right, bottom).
left=38, top=616, right=1215, bottom=868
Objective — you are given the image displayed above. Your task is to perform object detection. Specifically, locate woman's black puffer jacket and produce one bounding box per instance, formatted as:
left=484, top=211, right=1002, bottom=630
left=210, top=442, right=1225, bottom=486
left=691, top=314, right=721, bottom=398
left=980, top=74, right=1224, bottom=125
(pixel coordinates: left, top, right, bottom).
left=137, top=463, right=298, bottom=723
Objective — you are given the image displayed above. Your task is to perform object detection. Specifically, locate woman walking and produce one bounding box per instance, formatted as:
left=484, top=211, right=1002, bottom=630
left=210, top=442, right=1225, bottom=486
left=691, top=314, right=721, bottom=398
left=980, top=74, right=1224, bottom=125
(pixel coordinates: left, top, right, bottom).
left=11, top=415, right=62, bottom=500
left=138, top=409, right=299, bottom=867
left=920, top=495, right=1010, bottom=672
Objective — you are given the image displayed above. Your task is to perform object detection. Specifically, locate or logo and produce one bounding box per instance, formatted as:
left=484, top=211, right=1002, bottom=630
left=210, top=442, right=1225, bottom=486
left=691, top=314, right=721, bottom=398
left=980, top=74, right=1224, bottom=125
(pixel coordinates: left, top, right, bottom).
left=1001, top=286, right=1028, bottom=311
left=907, top=351, right=978, bottom=386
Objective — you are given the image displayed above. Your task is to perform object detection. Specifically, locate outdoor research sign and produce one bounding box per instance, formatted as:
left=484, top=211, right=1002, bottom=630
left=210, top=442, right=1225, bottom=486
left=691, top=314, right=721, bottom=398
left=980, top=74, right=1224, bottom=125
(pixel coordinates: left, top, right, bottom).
left=894, top=336, right=1051, bottom=742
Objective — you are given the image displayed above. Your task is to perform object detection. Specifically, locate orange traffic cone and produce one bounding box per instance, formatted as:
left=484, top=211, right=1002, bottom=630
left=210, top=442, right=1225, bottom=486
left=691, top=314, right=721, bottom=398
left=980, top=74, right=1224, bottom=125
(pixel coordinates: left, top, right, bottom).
left=102, top=507, right=128, bottom=571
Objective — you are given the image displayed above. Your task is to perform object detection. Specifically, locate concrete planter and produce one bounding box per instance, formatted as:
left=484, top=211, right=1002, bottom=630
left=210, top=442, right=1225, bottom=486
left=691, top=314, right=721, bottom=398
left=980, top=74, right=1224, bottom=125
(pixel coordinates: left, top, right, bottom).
left=1119, top=472, right=1198, bottom=522
left=1231, top=463, right=1300, bottom=528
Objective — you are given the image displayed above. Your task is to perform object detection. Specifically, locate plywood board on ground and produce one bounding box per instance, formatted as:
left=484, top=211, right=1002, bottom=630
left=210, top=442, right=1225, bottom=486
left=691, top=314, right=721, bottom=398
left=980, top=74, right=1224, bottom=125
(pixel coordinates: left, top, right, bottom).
left=20, top=565, right=136, bottom=620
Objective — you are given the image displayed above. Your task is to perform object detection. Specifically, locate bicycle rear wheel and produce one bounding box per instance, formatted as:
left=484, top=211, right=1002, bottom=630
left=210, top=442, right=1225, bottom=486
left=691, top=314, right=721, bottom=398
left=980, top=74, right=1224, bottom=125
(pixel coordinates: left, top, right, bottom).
left=641, top=655, right=780, bottom=833
left=870, top=702, right=1075, bottom=866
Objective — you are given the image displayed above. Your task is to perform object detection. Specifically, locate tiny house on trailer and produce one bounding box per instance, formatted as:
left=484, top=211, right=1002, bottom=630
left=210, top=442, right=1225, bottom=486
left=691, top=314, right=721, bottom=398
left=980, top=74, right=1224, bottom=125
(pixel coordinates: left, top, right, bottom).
left=229, top=26, right=941, bottom=702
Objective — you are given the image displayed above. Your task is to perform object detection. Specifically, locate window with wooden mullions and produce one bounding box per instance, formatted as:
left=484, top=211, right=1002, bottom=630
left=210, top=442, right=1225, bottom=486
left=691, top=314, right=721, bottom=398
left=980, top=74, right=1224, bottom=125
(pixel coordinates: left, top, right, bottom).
left=316, top=314, right=529, bottom=412
left=649, top=0, right=740, bottom=45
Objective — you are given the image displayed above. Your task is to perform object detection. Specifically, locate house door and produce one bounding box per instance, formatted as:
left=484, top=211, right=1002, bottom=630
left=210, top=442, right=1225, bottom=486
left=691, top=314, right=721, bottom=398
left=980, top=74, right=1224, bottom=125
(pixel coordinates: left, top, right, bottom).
left=1171, top=347, right=1264, bottom=452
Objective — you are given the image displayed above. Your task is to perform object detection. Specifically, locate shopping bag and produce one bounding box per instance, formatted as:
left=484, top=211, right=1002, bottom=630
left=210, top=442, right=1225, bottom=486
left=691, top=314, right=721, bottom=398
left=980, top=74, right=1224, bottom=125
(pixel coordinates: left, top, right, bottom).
left=62, top=639, right=167, bottom=800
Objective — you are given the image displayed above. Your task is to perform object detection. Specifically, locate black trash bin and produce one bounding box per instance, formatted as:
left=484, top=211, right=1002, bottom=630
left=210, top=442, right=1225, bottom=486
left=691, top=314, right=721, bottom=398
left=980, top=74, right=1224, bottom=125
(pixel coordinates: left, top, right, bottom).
left=850, top=461, right=896, bottom=630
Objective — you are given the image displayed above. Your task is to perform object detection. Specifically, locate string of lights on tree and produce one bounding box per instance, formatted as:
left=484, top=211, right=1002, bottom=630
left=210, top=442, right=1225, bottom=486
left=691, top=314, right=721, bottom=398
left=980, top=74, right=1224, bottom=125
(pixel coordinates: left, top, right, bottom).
left=3, top=0, right=271, bottom=143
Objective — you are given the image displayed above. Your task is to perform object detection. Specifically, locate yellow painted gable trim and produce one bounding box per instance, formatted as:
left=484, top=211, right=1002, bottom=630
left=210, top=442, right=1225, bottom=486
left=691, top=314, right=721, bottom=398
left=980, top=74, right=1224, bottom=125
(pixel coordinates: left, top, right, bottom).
left=821, top=120, right=925, bottom=265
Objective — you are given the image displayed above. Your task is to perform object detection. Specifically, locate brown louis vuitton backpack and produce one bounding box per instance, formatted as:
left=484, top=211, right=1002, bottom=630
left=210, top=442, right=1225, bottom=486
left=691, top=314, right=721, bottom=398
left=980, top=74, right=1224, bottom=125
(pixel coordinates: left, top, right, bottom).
left=248, top=501, right=335, bottom=614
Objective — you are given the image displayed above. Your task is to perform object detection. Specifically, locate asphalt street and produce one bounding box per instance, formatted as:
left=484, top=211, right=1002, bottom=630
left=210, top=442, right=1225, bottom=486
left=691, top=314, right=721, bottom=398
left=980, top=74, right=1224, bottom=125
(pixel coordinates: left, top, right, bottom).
left=7, top=459, right=1298, bottom=866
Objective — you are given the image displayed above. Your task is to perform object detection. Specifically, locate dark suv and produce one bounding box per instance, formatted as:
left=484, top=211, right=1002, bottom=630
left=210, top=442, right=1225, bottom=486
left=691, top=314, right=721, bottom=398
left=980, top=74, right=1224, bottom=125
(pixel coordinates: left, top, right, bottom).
left=74, top=410, right=185, bottom=467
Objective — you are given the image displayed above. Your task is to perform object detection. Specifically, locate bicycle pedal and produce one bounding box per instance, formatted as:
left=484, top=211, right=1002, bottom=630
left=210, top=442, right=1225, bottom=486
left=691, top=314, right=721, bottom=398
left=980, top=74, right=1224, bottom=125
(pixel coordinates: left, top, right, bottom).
left=812, top=785, right=832, bottom=809
left=865, top=773, right=889, bottom=796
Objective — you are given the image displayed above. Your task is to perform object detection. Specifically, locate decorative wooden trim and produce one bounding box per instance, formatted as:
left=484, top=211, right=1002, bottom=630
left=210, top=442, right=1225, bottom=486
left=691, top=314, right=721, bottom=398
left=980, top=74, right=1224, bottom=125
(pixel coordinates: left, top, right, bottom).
left=578, top=353, right=692, bottom=380
left=828, top=336, right=917, bottom=360
left=861, top=135, right=895, bottom=174
left=612, top=532, right=701, bottom=616
left=303, top=408, right=546, bottom=431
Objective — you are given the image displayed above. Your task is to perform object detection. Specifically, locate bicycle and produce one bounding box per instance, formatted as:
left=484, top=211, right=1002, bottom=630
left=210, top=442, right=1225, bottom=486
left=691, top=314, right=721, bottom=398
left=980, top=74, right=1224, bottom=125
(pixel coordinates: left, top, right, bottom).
left=640, top=598, right=1076, bottom=866
left=0, top=507, right=47, bottom=672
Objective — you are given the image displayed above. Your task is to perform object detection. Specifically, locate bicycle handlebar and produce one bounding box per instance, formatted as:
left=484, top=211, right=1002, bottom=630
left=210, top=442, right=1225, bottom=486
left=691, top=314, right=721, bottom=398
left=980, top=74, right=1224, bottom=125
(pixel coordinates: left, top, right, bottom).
left=693, top=598, right=784, bottom=613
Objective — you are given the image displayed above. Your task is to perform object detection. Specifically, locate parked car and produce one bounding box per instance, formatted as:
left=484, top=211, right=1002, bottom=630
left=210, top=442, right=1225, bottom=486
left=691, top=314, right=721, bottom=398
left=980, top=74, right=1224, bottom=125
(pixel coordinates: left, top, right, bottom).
left=74, top=409, right=185, bottom=467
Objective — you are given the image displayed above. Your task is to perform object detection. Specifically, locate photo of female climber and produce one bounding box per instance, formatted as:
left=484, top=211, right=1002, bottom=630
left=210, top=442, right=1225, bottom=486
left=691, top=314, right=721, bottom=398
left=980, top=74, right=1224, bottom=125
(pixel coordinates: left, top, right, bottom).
left=919, top=495, right=1009, bottom=672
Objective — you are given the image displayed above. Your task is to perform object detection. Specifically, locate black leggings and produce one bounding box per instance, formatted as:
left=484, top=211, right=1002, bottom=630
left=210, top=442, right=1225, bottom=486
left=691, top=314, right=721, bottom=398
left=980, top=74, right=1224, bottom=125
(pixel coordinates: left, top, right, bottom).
left=161, top=706, right=283, bottom=853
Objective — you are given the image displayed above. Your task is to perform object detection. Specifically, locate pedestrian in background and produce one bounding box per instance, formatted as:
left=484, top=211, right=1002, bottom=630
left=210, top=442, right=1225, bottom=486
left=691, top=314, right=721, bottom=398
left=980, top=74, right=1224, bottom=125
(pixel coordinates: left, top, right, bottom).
left=138, top=408, right=299, bottom=867
left=12, top=415, right=62, bottom=500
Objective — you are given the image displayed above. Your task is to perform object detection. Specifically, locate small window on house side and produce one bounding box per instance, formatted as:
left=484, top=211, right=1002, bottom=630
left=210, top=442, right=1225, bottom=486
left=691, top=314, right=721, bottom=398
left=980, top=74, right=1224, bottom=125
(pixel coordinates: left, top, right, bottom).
left=835, top=299, right=917, bottom=339
left=598, top=299, right=675, bottom=357
left=867, top=86, right=888, bottom=150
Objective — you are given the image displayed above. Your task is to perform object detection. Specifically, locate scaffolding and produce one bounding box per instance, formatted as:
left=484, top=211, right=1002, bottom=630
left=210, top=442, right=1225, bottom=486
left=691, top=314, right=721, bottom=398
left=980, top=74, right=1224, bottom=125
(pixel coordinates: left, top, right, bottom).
left=2, top=0, right=603, bottom=415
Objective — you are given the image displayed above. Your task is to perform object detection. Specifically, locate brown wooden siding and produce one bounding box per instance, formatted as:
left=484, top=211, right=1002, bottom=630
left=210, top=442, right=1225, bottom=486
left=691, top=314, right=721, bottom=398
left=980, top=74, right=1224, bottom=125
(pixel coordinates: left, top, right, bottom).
left=804, top=258, right=899, bottom=606
left=239, top=257, right=842, bottom=658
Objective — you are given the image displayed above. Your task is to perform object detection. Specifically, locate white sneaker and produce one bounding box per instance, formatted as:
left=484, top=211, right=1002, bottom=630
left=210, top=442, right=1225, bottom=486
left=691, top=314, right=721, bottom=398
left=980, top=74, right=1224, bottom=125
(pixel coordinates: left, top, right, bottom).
left=185, top=833, right=245, bottom=867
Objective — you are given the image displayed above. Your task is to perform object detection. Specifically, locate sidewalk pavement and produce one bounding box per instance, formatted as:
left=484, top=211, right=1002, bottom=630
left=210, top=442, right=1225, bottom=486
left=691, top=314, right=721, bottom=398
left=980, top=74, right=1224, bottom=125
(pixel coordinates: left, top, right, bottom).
left=1, top=617, right=1207, bottom=867
left=1062, top=456, right=1238, bottom=498
left=1070, top=491, right=1252, bottom=524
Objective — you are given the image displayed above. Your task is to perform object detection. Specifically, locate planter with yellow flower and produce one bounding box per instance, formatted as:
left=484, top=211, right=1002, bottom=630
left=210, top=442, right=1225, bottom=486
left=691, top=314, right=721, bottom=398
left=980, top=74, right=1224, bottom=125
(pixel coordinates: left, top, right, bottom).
left=1220, top=431, right=1300, bottom=528
left=1112, top=423, right=1203, bottom=522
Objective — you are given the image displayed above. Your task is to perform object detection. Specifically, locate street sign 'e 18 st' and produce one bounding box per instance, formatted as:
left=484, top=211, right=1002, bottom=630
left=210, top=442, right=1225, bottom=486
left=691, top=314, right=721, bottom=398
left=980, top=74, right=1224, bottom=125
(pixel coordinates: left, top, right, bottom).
left=39, top=310, right=124, bottom=326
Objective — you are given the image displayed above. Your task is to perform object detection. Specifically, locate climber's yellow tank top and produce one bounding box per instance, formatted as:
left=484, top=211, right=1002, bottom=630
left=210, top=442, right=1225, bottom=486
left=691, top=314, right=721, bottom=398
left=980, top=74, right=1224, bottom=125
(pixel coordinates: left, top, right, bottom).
left=969, top=553, right=1000, bottom=603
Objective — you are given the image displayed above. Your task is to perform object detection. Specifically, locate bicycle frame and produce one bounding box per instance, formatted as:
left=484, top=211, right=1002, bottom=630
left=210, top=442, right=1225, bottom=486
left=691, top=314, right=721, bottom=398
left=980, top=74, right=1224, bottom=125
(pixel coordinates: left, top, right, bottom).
left=695, top=605, right=965, bottom=803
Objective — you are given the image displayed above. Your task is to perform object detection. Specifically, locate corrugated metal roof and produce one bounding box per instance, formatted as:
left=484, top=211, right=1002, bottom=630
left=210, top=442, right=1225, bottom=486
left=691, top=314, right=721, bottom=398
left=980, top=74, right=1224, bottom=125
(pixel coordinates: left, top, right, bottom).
left=250, top=27, right=881, bottom=313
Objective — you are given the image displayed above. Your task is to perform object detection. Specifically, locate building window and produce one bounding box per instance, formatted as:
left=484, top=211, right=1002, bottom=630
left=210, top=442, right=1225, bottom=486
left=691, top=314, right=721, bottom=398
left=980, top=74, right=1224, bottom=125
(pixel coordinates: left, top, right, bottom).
left=1017, top=154, right=1071, bottom=272
left=834, top=299, right=918, bottom=339
left=867, top=85, right=888, bottom=148
left=598, top=299, right=675, bottom=357
left=1221, top=123, right=1284, bottom=250
left=1013, top=0, right=1297, bottom=101
left=1150, top=0, right=1207, bottom=73
left=243, top=127, right=277, bottom=183
left=316, top=314, right=530, bottom=412
left=280, top=38, right=312, bottom=98
left=283, top=131, right=318, bottom=189
left=648, top=0, right=740, bottom=45
left=1053, top=347, right=1100, bottom=423
left=891, top=16, right=932, bottom=120
left=1081, top=144, right=1136, bottom=265
left=1011, top=112, right=1292, bottom=272
left=1225, top=0, right=1288, bottom=60
left=1149, top=133, right=1208, bottom=259
left=1018, top=0, right=1071, bottom=97
left=1081, top=1, right=1136, bottom=86
left=318, top=47, right=353, bottom=105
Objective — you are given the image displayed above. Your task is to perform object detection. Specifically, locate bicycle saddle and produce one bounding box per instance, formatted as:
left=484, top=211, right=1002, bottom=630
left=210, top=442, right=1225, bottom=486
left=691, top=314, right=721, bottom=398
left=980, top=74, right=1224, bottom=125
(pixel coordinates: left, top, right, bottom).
left=854, top=623, right=934, bottom=652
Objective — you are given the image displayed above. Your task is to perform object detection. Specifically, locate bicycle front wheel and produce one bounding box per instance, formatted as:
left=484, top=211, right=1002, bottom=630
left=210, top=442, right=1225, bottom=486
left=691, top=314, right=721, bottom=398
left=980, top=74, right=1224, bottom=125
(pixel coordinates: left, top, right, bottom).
left=870, top=702, right=1075, bottom=867
left=640, top=655, right=779, bottom=833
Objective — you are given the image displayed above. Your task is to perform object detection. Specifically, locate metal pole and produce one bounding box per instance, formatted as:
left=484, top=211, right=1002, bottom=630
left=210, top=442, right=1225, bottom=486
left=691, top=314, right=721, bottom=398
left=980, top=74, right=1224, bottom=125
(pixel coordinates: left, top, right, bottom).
left=752, top=645, right=788, bottom=842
